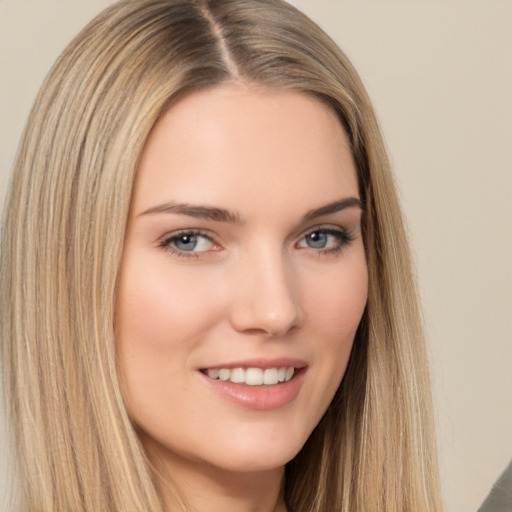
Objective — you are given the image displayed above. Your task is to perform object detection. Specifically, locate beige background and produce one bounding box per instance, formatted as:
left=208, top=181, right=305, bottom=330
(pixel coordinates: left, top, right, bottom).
left=1, top=1, right=511, bottom=511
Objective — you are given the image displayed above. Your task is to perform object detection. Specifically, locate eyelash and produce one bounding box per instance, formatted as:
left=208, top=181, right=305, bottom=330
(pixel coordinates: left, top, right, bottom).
left=159, top=229, right=216, bottom=259
left=301, top=227, right=355, bottom=256
left=158, top=226, right=354, bottom=259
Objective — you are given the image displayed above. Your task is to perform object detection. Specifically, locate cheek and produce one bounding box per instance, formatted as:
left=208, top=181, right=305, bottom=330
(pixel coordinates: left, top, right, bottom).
left=307, top=255, right=368, bottom=341
left=117, top=260, right=219, bottom=354
left=115, top=260, right=222, bottom=411
left=299, top=253, right=368, bottom=410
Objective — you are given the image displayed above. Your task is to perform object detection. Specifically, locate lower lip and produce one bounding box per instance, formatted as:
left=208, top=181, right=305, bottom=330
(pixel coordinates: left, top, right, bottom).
left=199, top=368, right=307, bottom=410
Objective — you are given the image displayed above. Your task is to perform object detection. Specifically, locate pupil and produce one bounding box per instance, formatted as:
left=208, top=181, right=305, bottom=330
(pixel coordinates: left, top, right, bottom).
left=307, top=232, right=327, bottom=248
left=176, top=235, right=197, bottom=251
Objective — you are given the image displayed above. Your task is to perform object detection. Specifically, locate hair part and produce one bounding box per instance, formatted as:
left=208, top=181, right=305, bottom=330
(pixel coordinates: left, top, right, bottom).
left=1, top=1, right=443, bottom=510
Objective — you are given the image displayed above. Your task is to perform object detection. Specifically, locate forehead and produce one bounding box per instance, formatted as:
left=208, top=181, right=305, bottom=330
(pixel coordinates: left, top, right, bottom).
left=131, top=84, right=358, bottom=217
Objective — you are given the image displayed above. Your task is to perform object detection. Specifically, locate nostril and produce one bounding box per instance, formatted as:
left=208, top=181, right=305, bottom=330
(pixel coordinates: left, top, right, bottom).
left=264, top=310, right=301, bottom=336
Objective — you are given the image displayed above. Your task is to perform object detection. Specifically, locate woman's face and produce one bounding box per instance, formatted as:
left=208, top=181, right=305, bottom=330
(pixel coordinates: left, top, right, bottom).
left=116, top=84, right=368, bottom=476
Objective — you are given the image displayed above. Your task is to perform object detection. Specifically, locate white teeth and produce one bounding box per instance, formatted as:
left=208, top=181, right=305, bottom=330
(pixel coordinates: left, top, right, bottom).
left=230, top=367, right=245, bottom=383
left=205, top=366, right=295, bottom=385
left=207, top=368, right=220, bottom=379
left=246, top=368, right=263, bottom=385
left=263, top=368, right=279, bottom=385
left=218, top=368, right=230, bottom=381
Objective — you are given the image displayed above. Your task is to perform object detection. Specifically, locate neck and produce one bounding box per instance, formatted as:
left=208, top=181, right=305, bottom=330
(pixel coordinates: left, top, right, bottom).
left=146, top=443, right=288, bottom=512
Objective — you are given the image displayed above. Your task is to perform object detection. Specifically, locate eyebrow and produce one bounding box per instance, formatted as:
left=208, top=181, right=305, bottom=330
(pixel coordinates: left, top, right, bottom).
left=139, top=197, right=363, bottom=223
left=302, top=197, right=364, bottom=221
left=139, top=202, right=241, bottom=223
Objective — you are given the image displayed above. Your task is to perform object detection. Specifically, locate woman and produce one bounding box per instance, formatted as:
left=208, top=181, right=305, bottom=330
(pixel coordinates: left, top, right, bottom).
left=1, top=0, right=443, bottom=510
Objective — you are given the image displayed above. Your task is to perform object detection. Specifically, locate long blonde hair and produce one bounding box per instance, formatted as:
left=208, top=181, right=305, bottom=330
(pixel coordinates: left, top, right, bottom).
left=1, top=0, right=443, bottom=510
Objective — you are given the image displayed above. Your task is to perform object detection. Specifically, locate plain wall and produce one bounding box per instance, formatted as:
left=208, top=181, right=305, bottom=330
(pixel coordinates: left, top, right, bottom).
left=1, top=1, right=511, bottom=511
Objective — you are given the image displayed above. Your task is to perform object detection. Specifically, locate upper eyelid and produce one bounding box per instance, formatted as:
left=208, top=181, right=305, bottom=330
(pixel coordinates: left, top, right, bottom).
left=302, top=225, right=345, bottom=233
left=298, top=226, right=352, bottom=240
left=158, top=230, right=219, bottom=258
left=159, top=223, right=350, bottom=239
left=157, top=223, right=356, bottom=252
left=297, top=224, right=351, bottom=239
left=159, top=228, right=216, bottom=243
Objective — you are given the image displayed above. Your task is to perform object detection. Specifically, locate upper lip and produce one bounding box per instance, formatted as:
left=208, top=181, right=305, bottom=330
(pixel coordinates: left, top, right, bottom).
left=199, top=357, right=308, bottom=370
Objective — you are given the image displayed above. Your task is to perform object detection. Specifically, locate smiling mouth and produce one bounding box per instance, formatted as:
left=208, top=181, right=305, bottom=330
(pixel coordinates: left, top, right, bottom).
left=201, top=367, right=295, bottom=386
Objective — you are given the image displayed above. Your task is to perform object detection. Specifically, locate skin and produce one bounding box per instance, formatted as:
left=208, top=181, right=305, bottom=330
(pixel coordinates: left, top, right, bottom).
left=116, top=84, right=368, bottom=512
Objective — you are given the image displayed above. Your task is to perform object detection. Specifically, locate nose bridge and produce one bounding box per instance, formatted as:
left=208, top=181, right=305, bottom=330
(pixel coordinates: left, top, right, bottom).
left=229, top=243, right=303, bottom=336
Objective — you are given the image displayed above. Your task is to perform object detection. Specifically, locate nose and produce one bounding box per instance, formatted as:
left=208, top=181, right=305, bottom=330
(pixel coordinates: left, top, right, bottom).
left=228, top=249, right=304, bottom=337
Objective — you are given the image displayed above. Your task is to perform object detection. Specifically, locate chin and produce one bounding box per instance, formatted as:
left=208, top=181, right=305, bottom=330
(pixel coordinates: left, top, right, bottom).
left=200, top=426, right=311, bottom=474
left=216, top=449, right=298, bottom=473
left=139, top=419, right=308, bottom=476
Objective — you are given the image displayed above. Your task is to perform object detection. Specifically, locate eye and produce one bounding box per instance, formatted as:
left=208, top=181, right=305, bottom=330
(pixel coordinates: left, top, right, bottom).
left=297, top=227, right=353, bottom=254
left=304, top=231, right=330, bottom=249
left=159, top=230, right=219, bottom=257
